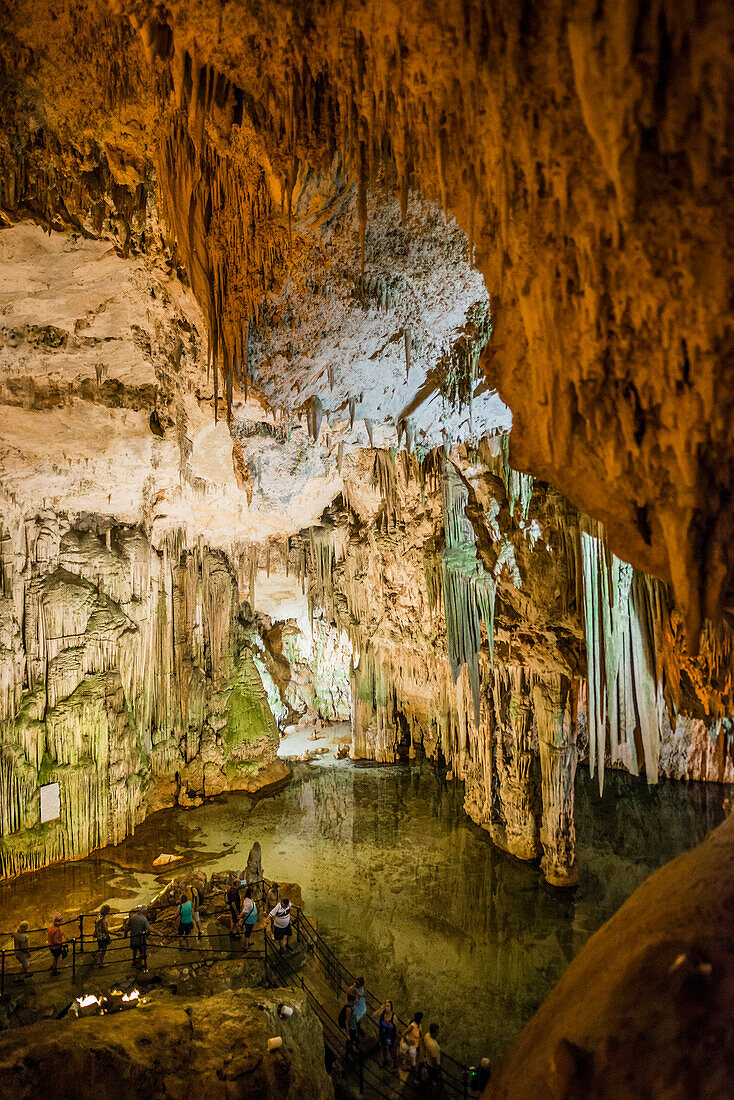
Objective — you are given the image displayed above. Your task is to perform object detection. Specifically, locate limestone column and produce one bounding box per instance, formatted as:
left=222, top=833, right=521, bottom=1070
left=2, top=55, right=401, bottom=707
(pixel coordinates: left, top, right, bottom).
left=491, top=667, right=541, bottom=861
left=534, top=673, right=578, bottom=887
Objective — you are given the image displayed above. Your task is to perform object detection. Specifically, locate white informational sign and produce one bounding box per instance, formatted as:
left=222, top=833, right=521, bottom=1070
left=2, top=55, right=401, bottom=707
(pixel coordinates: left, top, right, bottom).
left=40, top=782, right=61, bottom=824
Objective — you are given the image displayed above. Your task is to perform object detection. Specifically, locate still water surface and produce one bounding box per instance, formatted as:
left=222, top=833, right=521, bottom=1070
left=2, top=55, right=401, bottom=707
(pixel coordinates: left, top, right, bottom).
left=1, top=762, right=730, bottom=1063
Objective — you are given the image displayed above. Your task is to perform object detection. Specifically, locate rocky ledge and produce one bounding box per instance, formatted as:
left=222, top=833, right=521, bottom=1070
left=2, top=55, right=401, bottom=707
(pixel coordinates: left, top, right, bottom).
left=0, top=986, right=333, bottom=1100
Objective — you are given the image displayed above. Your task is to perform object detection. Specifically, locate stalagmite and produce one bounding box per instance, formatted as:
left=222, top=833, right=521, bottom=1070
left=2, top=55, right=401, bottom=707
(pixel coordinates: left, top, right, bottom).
left=534, top=674, right=578, bottom=886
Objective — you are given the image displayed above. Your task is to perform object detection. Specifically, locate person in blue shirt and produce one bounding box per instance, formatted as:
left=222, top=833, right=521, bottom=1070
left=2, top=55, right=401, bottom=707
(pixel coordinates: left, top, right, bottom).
left=177, top=893, right=194, bottom=949
left=242, top=887, right=258, bottom=949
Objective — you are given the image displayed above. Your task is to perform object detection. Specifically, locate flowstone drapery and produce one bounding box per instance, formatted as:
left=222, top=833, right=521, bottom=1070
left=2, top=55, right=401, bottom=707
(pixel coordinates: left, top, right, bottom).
left=0, top=514, right=286, bottom=876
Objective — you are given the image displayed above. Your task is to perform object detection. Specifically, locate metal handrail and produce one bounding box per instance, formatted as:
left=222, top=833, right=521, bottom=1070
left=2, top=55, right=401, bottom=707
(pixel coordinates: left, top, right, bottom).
left=3, top=882, right=472, bottom=1094
left=292, top=907, right=469, bottom=1091
left=0, top=925, right=266, bottom=993
left=0, top=878, right=271, bottom=941
left=264, top=921, right=469, bottom=1099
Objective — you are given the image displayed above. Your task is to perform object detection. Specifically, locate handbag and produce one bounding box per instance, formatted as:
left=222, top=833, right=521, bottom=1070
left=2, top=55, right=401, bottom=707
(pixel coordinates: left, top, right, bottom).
left=61, top=943, right=69, bottom=959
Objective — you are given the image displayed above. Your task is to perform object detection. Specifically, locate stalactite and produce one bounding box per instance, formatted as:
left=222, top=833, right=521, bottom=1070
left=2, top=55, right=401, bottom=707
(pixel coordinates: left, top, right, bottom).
left=581, top=528, right=664, bottom=791
left=438, top=301, right=492, bottom=410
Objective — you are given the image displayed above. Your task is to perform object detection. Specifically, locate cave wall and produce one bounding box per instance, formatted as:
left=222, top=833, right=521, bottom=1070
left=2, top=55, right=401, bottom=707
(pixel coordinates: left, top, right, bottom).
left=0, top=512, right=285, bottom=877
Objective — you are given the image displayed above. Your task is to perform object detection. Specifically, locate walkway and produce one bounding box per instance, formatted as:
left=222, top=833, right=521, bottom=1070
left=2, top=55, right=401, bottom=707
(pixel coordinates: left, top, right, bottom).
left=1, top=881, right=477, bottom=1096
left=264, top=909, right=474, bottom=1099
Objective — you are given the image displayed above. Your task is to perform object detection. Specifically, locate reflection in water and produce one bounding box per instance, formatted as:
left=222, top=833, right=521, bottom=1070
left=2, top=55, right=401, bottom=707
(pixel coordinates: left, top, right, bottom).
left=1, top=762, right=730, bottom=1063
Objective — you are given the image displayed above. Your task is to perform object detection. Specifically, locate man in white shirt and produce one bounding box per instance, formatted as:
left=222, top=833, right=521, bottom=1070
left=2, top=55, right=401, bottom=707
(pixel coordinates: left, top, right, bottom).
left=269, top=897, right=292, bottom=952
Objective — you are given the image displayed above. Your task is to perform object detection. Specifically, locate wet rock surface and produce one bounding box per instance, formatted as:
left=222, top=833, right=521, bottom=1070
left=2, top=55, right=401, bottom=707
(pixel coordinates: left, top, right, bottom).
left=0, top=986, right=332, bottom=1099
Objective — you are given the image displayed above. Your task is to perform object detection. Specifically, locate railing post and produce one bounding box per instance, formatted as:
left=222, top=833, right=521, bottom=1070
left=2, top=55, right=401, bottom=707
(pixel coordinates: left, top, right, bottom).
left=79, top=914, right=84, bottom=953
left=296, top=907, right=301, bottom=944
left=263, top=931, right=268, bottom=981
left=359, top=1050, right=364, bottom=1095
left=463, top=1065, right=469, bottom=1099
left=1, top=949, right=4, bottom=995
left=72, top=938, right=76, bottom=982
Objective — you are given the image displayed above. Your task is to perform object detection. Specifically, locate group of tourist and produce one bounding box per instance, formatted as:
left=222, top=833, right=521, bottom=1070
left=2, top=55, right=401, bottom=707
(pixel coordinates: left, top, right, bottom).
left=9, top=872, right=490, bottom=1094
left=340, top=980, right=445, bottom=1093
left=9, top=872, right=298, bottom=978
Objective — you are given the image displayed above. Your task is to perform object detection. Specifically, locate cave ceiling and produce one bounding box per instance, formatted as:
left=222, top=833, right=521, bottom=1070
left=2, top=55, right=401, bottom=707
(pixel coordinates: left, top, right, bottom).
left=0, top=0, right=732, bottom=648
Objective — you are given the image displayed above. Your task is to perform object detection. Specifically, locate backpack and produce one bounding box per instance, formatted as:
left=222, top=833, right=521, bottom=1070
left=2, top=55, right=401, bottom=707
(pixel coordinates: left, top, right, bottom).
left=227, top=886, right=238, bottom=904
left=190, top=886, right=200, bottom=908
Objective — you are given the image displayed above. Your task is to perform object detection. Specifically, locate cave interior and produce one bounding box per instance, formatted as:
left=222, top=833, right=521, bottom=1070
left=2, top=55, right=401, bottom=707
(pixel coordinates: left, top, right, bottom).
left=0, top=1, right=733, bottom=1096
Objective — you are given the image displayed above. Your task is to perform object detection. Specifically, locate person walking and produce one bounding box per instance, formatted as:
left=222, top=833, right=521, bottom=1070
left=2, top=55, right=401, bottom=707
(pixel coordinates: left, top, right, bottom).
left=93, top=905, right=112, bottom=967
left=268, top=896, right=292, bottom=952
left=338, top=991, right=358, bottom=1049
left=177, top=893, right=194, bottom=949
left=423, top=1023, right=442, bottom=1095
left=400, top=1011, right=424, bottom=1072
left=373, top=1000, right=399, bottom=1069
left=347, top=976, right=367, bottom=1035
left=127, top=907, right=150, bottom=970
left=226, top=881, right=242, bottom=932
left=242, top=887, right=258, bottom=948
left=189, top=884, right=203, bottom=940
left=265, top=881, right=279, bottom=914
left=47, top=915, right=65, bottom=976
left=13, top=921, right=31, bottom=979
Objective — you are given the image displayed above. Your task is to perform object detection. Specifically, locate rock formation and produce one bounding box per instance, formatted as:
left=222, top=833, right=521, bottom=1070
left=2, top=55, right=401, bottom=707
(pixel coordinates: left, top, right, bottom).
left=0, top=1, right=731, bottom=897
left=488, top=808, right=734, bottom=1098
left=0, top=986, right=333, bottom=1099
left=289, top=441, right=732, bottom=884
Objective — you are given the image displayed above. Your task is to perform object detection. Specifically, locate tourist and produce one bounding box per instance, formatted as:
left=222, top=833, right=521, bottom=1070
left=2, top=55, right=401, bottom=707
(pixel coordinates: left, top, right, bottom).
left=177, top=893, right=194, bottom=948
left=269, top=895, right=292, bottom=951
left=226, top=880, right=242, bottom=931
left=423, top=1023, right=442, bottom=1094
left=47, top=915, right=65, bottom=976
left=13, top=921, right=31, bottom=979
left=338, top=991, right=358, bottom=1049
left=347, top=975, right=367, bottom=1034
left=189, top=884, right=203, bottom=940
left=127, top=906, right=150, bottom=970
left=373, top=999, right=398, bottom=1068
left=93, top=905, right=112, bottom=967
left=472, top=1058, right=491, bottom=1092
left=242, top=887, right=258, bottom=948
left=265, top=881, right=279, bottom=913
left=400, top=1011, right=424, bottom=1071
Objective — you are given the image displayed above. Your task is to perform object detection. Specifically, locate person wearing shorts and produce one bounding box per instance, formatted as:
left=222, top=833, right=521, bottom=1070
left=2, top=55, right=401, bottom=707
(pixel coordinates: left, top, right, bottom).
left=14, top=921, right=31, bottom=978
left=189, top=885, right=203, bottom=940
left=127, top=907, right=150, bottom=970
left=242, top=887, right=257, bottom=949
left=177, top=894, right=194, bottom=949
left=94, top=905, right=112, bottom=967
left=269, top=897, right=291, bottom=952
left=47, top=915, right=65, bottom=976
